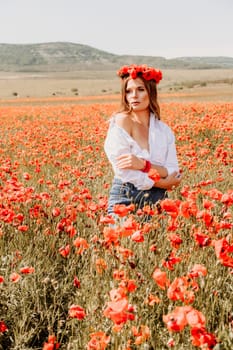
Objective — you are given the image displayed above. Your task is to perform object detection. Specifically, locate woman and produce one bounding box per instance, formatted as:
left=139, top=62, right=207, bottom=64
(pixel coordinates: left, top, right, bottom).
left=104, top=64, right=182, bottom=215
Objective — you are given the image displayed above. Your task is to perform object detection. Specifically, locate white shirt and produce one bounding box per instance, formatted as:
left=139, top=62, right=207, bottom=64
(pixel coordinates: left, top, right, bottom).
left=104, top=113, right=179, bottom=190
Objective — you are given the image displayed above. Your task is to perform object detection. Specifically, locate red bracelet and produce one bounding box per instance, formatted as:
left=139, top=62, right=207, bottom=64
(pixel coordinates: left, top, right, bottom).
left=142, top=160, right=151, bottom=173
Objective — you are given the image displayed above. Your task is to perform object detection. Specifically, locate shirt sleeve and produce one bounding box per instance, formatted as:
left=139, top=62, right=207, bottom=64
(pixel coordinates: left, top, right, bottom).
left=164, top=126, right=179, bottom=175
left=104, top=122, right=154, bottom=190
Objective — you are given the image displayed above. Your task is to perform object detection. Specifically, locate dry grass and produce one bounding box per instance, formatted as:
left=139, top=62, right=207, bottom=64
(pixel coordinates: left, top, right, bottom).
left=0, top=69, right=232, bottom=103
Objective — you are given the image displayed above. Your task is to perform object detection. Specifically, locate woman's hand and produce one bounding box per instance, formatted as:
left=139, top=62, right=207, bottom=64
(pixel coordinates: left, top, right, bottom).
left=116, top=154, right=145, bottom=170
left=154, top=171, right=183, bottom=190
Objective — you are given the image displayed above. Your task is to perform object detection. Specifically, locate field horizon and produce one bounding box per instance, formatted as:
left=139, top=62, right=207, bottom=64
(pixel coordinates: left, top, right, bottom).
left=0, top=69, right=232, bottom=104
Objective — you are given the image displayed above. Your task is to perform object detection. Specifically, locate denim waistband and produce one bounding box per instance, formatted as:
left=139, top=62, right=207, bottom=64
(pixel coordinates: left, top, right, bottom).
left=107, top=177, right=167, bottom=214
left=113, top=177, right=135, bottom=189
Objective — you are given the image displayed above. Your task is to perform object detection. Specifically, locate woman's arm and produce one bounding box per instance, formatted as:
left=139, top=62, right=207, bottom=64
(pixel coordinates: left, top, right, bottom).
left=153, top=172, right=182, bottom=190
left=116, top=154, right=168, bottom=178
left=104, top=121, right=155, bottom=190
left=116, top=153, right=181, bottom=189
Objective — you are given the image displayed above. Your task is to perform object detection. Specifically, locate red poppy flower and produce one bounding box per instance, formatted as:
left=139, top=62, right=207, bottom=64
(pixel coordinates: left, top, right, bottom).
left=73, top=275, right=81, bottom=288
left=17, top=225, right=29, bottom=232
left=43, top=334, right=60, bottom=350
left=196, top=210, right=214, bottom=227
left=132, top=325, right=150, bottom=345
left=20, top=266, right=35, bottom=274
left=188, top=264, right=207, bottom=278
left=103, top=288, right=135, bottom=325
left=167, top=338, right=175, bottom=347
left=160, top=199, right=180, bottom=218
left=10, top=272, right=21, bottom=283
left=221, top=190, right=233, bottom=206
left=131, top=230, right=144, bottom=243
left=0, top=321, right=8, bottom=333
left=109, top=287, right=126, bottom=301
left=121, top=216, right=139, bottom=236
left=87, top=331, right=110, bottom=350
left=113, top=204, right=134, bottom=217
left=23, top=172, right=31, bottom=180
left=186, top=309, right=206, bottom=328
left=73, top=237, right=89, bottom=254
left=99, top=214, right=115, bottom=225
left=213, top=237, right=233, bottom=258
left=148, top=168, right=161, bottom=182
left=180, top=200, right=197, bottom=218
left=95, top=258, right=107, bottom=274
left=206, top=188, right=223, bottom=201
left=168, top=233, right=183, bottom=249
left=145, top=293, right=161, bottom=305
left=113, top=269, right=126, bottom=280
left=190, top=326, right=217, bottom=348
left=52, top=207, right=61, bottom=217
left=119, top=279, right=137, bottom=293
left=167, top=277, right=195, bottom=304
left=162, top=251, right=182, bottom=271
left=203, top=199, right=215, bottom=209
left=193, top=231, right=211, bottom=247
left=117, top=246, right=134, bottom=260
left=213, top=237, right=233, bottom=268
left=152, top=268, right=170, bottom=290
left=163, top=307, right=188, bottom=332
left=59, top=244, right=70, bottom=258
left=104, top=302, right=135, bottom=325
left=69, top=304, right=86, bottom=320
left=117, top=64, right=162, bottom=83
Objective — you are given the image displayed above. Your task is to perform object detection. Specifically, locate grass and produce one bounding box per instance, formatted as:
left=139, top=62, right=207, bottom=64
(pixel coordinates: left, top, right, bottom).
left=0, top=100, right=232, bottom=349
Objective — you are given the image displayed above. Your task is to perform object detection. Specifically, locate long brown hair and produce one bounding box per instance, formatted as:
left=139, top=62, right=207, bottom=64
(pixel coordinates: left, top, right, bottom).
left=119, top=76, right=161, bottom=119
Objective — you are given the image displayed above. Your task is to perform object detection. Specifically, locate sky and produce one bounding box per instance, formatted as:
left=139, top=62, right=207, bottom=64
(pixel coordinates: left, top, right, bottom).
left=0, top=0, right=233, bottom=58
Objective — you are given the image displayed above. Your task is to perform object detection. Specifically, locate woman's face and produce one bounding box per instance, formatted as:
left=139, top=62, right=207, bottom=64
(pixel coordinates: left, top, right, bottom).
left=125, top=78, right=150, bottom=112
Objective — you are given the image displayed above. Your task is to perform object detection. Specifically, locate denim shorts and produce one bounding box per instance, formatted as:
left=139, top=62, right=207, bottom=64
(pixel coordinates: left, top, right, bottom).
left=108, top=178, right=167, bottom=214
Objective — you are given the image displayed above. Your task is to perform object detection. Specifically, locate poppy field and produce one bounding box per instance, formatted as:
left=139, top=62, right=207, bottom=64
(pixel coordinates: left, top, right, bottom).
left=0, top=100, right=232, bottom=349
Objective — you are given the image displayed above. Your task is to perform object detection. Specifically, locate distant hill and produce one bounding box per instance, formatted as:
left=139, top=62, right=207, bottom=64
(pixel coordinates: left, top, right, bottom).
left=0, top=42, right=233, bottom=72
